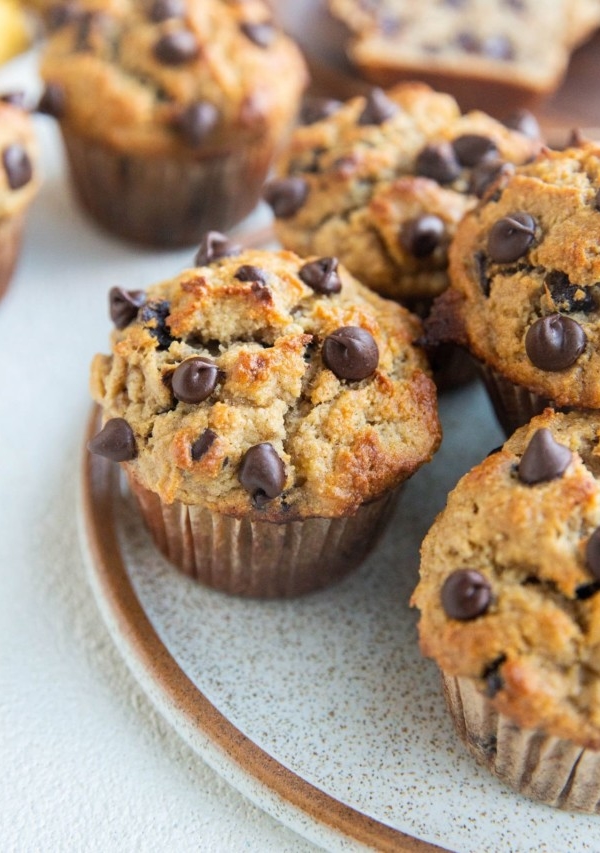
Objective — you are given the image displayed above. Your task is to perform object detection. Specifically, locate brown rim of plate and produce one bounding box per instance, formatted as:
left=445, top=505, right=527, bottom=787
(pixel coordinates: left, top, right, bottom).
left=81, top=406, right=450, bottom=853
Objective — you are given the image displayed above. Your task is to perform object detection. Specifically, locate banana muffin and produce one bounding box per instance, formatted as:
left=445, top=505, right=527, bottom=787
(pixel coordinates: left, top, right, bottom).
left=87, top=234, right=441, bottom=597
left=39, top=0, right=308, bottom=246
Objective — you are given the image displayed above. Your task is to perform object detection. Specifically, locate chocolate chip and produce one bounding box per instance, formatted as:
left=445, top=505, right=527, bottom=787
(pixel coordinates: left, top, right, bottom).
left=441, top=569, right=492, bottom=620
left=300, top=97, right=342, bottom=125
left=2, top=145, right=32, bottom=190
left=455, top=31, right=480, bottom=53
left=481, top=34, right=514, bottom=60
left=172, top=357, right=219, bottom=403
left=357, top=88, right=398, bottom=126
left=483, top=655, right=506, bottom=698
left=139, top=300, right=174, bottom=350
left=194, top=231, right=242, bottom=265
left=525, top=314, right=586, bottom=371
left=299, top=257, right=342, bottom=295
left=109, top=286, right=146, bottom=329
left=399, top=215, right=445, bottom=258
left=503, top=108, right=540, bottom=139
left=487, top=211, right=536, bottom=263
left=453, top=134, right=498, bottom=167
left=0, top=91, right=27, bottom=109
left=263, top=177, right=309, bottom=219
left=153, top=30, right=200, bottom=65
left=74, top=11, right=96, bottom=51
left=46, top=1, right=82, bottom=30
left=415, top=142, right=460, bottom=184
left=595, top=189, right=600, bottom=211
left=575, top=580, right=600, bottom=600
left=149, top=0, right=185, bottom=21
left=238, top=442, right=286, bottom=506
left=545, top=270, right=596, bottom=314
left=87, top=417, right=137, bottom=462
left=176, top=101, right=218, bottom=146
left=240, top=21, right=275, bottom=48
left=37, top=83, right=66, bottom=118
left=191, top=428, right=217, bottom=461
left=234, top=264, right=267, bottom=284
left=586, top=528, right=600, bottom=581
left=469, top=159, right=513, bottom=198
left=322, top=326, right=379, bottom=381
left=517, top=428, right=573, bottom=484
left=474, top=251, right=490, bottom=296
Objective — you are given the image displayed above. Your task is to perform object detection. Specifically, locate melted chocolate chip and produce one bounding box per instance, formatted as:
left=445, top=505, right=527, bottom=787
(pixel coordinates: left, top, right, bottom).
left=469, top=159, right=513, bottom=199
left=87, top=417, right=137, bottom=462
left=441, top=569, right=491, bottom=620
left=474, top=251, right=490, bottom=296
left=109, top=286, right=146, bottom=329
left=149, top=0, right=185, bottom=21
left=322, top=326, right=379, bottom=380
left=172, top=357, right=218, bottom=403
left=487, top=211, right=536, bottom=263
left=176, top=101, right=219, bottom=146
left=300, top=97, right=342, bottom=125
left=586, top=528, right=600, bottom=581
left=191, top=428, right=217, bottom=461
left=37, top=83, right=66, bottom=118
left=357, top=88, right=398, bottom=126
left=240, top=21, right=275, bottom=48
left=415, top=142, right=460, bottom=184
left=502, top=109, right=540, bottom=139
left=299, top=257, right=342, bottom=295
left=139, top=300, right=173, bottom=350
left=153, top=30, right=200, bottom=65
left=399, top=215, right=445, bottom=258
left=263, top=177, right=309, bottom=219
left=545, top=270, right=596, bottom=313
left=525, top=314, right=586, bottom=371
left=194, top=231, right=242, bottom=265
left=517, top=428, right=573, bottom=484
left=238, top=443, right=286, bottom=506
left=234, top=264, right=267, bottom=284
left=452, top=134, right=498, bottom=167
left=2, top=145, right=32, bottom=190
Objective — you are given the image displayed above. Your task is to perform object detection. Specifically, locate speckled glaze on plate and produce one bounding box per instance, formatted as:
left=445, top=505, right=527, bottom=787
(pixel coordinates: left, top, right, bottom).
left=79, top=385, right=600, bottom=853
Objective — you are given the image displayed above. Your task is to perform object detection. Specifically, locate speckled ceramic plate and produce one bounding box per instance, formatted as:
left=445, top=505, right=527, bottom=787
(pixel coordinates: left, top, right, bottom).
left=79, top=383, right=600, bottom=853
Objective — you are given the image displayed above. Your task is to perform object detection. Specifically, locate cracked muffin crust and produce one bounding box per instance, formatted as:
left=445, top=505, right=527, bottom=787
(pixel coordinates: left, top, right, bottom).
left=265, top=82, right=539, bottom=305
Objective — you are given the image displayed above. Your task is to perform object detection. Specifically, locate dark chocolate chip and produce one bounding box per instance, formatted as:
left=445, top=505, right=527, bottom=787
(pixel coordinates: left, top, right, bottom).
left=240, top=21, right=275, bottom=48
left=263, top=177, right=309, bottom=218
left=46, top=2, right=82, bottom=30
left=575, top=580, right=600, bottom=600
left=441, top=569, right=491, bottom=620
left=299, top=257, right=342, bottom=295
left=481, top=34, right=514, bottom=60
left=487, top=211, right=536, bottom=263
left=191, top=428, right=217, bottom=461
left=545, top=270, right=596, bottom=314
left=2, top=145, right=32, bottom=190
left=517, top=428, right=573, bottom=484
left=469, top=159, right=513, bottom=198
left=452, top=134, right=498, bottom=167
left=474, top=250, right=490, bottom=296
left=595, top=189, right=600, bottom=211
left=172, top=357, right=219, bottom=403
left=149, top=0, right=185, bottom=21
left=299, top=96, right=342, bottom=126
left=238, top=442, right=286, bottom=506
left=399, top=214, right=445, bottom=258
left=87, top=417, right=137, bottom=462
left=586, top=528, right=600, bottom=581
left=176, top=101, right=219, bottom=146
left=139, top=300, right=174, bottom=350
left=109, top=286, right=146, bottom=329
left=0, top=91, right=27, bottom=109
left=525, top=314, right=586, bottom=371
left=415, top=142, right=461, bottom=184
left=502, top=108, right=541, bottom=139
left=322, top=326, right=379, bottom=380
left=194, top=231, right=242, bottom=265
left=234, top=264, right=267, bottom=284
left=483, top=655, right=506, bottom=698
left=36, top=83, right=66, bottom=118
left=357, top=88, right=398, bottom=126
left=153, top=30, right=200, bottom=65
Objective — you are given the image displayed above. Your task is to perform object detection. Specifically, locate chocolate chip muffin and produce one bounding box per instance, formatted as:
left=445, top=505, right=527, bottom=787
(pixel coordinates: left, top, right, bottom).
left=87, top=233, right=441, bottom=597
left=0, top=97, right=39, bottom=300
left=264, top=82, right=540, bottom=307
left=429, top=140, right=600, bottom=434
left=38, top=0, right=308, bottom=246
left=412, top=408, right=600, bottom=811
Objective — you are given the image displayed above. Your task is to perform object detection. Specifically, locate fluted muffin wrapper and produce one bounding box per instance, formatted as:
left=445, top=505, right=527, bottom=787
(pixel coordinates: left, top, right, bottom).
left=477, top=362, right=553, bottom=436
left=61, top=130, right=275, bottom=247
left=442, top=673, right=600, bottom=813
left=126, top=474, right=400, bottom=598
left=0, top=212, right=25, bottom=300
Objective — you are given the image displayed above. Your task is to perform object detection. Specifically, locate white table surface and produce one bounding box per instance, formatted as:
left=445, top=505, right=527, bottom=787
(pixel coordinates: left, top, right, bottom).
left=0, top=49, right=320, bottom=853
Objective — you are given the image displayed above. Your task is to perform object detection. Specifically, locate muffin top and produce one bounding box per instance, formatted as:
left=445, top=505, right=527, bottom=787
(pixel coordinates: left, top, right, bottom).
left=39, top=0, right=308, bottom=154
left=89, top=236, right=441, bottom=519
left=0, top=99, right=39, bottom=219
left=439, top=141, right=600, bottom=408
left=413, top=408, right=600, bottom=748
left=264, top=82, right=539, bottom=302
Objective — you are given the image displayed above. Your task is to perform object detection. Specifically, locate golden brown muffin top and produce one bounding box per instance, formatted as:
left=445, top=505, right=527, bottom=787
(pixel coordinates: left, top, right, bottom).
left=265, top=82, right=539, bottom=301
left=0, top=99, right=39, bottom=218
left=439, top=141, right=600, bottom=408
left=413, top=408, right=600, bottom=748
left=89, top=237, right=441, bottom=519
left=39, top=0, right=308, bottom=154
